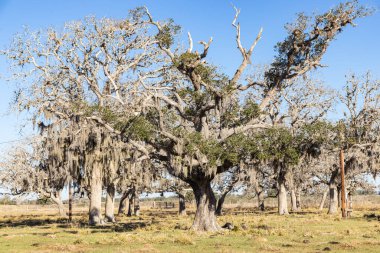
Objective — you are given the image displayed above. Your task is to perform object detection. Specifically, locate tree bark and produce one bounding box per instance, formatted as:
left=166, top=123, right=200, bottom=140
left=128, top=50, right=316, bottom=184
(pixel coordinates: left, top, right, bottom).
left=319, top=190, right=328, bottom=210
left=328, top=182, right=338, bottom=214
left=257, top=191, right=265, bottom=211
left=348, top=192, right=353, bottom=209
left=290, top=189, right=297, bottom=212
left=89, top=165, right=103, bottom=225
left=251, top=168, right=265, bottom=211
left=296, top=189, right=301, bottom=210
left=118, top=191, right=129, bottom=216
left=57, top=201, right=66, bottom=217
left=215, top=192, right=228, bottom=216
left=68, top=180, right=73, bottom=222
left=188, top=179, right=220, bottom=231
left=105, top=185, right=116, bottom=222
left=127, top=192, right=134, bottom=217
left=50, top=191, right=66, bottom=217
left=337, top=187, right=341, bottom=208
left=278, top=172, right=289, bottom=215
left=327, top=169, right=339, bottom=215
left=134, top=193, right=140, bottom=216
left=178, top=193, right=187, bottom=216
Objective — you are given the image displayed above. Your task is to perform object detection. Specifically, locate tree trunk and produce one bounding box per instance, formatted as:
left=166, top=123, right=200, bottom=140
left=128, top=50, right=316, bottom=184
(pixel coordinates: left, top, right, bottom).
left=57, top=200, right=66, bottom=217
left=50, top=191, right=66, bottom=217
left=278, top=173, right=289, bottom=215
left=296, top=189, right=301, bottom=210
left=178, top=193, right=187, bottom=216
left=327, top=169, right=339, bottom=215
left=118, top=191, right=129, bottom=216
left=251, top=168, right=264, bottom=211
left=348, top=192, right=353, bottom=209
left=68, top=180, right=73, bottom=222
left=290, top=189, right=297, bottom=212
left=215, top=192, right=228, bottom=216
left=127, top=193, right=134, bottom=217
left=188, top=179, right=220, bottom=231
left=257, top=191, right=265, bottom=211
left=319, top=190, right=328, bottom=210
left=134, top=193, right=140, bottom=216
left=89, top=165, right=103, bottom=225
left=105, top=185, right=116, bottom=222
left=337, top=187, right=341, bottom=208
left=328, top=182, right=338, bottom=214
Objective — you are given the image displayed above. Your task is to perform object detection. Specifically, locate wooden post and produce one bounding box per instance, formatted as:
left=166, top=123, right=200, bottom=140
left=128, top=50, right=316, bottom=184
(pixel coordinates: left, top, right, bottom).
left=68, top=179, right=73, bottom=223
left=340, top=149, right=346, bottom=218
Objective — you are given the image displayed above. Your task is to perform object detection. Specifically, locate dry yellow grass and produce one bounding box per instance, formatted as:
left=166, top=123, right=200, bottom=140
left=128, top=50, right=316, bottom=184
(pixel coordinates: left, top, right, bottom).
left=0, top=203, right=380, bottom=252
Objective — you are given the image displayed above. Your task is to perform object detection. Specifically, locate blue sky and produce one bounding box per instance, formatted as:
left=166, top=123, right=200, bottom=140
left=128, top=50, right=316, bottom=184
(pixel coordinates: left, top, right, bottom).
left=0, top=0, right=379, bottom=151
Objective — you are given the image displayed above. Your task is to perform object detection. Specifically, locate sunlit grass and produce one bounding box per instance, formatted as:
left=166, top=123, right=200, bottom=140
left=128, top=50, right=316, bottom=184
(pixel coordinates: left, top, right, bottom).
left=0, top=207, right=379, bottom=252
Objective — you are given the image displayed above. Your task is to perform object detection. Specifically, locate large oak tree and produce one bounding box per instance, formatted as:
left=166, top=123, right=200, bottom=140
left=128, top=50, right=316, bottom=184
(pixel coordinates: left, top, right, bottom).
left=3, top=1, right=371, bottom=231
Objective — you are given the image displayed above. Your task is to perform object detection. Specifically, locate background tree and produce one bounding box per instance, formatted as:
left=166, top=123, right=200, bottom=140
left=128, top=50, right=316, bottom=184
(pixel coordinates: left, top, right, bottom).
left=0, top=138, right=68, bottom=216
left=309, top=72, right=380, bottom=214
left=160, top=176, right=191, bottom=216
left=213, top=165, right=244, bottom=216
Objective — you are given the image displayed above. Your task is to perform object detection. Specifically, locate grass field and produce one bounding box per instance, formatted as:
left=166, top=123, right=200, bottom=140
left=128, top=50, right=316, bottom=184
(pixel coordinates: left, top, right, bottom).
left=0, top=205, right=380, bottom=253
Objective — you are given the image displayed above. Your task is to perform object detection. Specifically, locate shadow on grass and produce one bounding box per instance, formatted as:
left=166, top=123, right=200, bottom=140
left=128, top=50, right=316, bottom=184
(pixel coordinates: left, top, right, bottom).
left=98, top=222, right=150, bottom=232
left=0, top=214, right=153, bottom=233
left=0, top=216, right=67, bottom=228
left=363, top=213, right=380, bottom=221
